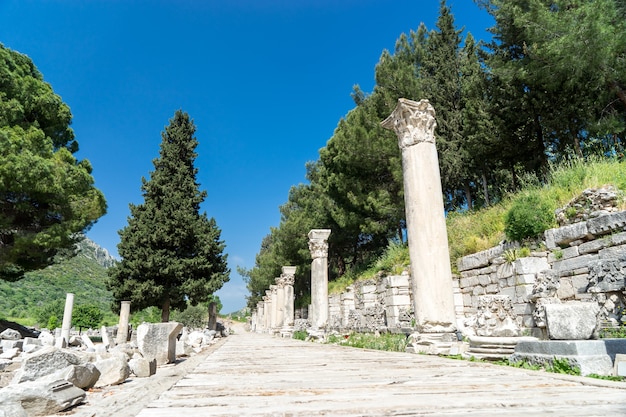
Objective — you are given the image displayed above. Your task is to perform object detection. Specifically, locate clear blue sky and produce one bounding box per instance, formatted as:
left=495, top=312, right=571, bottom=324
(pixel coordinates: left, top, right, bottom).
left=0, top=0, right=493, bottom=313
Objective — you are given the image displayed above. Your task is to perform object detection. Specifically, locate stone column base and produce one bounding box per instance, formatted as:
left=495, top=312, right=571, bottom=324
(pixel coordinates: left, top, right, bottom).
left=406, top=332, right=463, bottom=355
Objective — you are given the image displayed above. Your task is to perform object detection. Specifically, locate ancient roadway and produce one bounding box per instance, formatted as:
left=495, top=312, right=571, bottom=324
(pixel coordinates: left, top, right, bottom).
left=133, top=329, right=626, bottom=417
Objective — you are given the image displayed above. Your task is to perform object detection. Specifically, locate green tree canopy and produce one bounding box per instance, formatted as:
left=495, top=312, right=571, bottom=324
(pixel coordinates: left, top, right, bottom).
left=107, top=110, right=229, bottom=322
left=0, top=44, right=106, bottom=280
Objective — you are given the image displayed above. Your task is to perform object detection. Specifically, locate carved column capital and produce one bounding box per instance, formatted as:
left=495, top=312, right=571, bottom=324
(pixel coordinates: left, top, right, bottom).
left=308, top=229, right=331, bottom=259
left=381, top=98, right=436, bottom=149
left=281, top=266, right=296, bottom=286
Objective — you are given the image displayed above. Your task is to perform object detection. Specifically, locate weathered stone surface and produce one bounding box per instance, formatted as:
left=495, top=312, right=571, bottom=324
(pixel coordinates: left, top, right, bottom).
left=47, top=363, right=101, bottom=390
left=514, top=257, right=550, bottom=275
left=128, top=357, right=156, bottom=378
left=37, top=331, right=55, bottom=346
left=0, top=348, right=20, bottom=360
left=545, top=303, right=599, bottom=340
left=0, top=379, right=85, bottom=416
left=544, top=222, right=589, bottom=250
left=586, top=258, right=626, bottom=293
left=457, top=244, right=515, bottom=272
left=137, top=322, right=183, bottom=365
left=552, top=254, right=598, bottom=274
left=12, top=346, right=84, bottom=384
left=474, top=295, right=520, bottom=337
left=511, top=340, right=614, bottom=376
left=0, top=329, right=20, bottom=341
left=587, top=211, right=626, bottom=235
left=94, top=355, right=130, bottom=387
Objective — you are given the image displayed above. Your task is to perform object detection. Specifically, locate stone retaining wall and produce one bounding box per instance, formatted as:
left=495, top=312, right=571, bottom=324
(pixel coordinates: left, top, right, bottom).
left=457, top=211, right=626, bottom=334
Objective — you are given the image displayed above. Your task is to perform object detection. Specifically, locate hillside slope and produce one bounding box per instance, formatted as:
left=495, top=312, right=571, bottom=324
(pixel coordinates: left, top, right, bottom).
left=0, top=237, right=116, bottom=325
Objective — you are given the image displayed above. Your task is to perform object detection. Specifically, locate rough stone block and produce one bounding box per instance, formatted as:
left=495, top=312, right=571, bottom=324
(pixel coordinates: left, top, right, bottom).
left=94, top=355, right=130, bottom=387
left=137, top=322, right=183, bottom=366
left=515, top=284, right=534, bottom=302
left=0, top=329, right=21, bottom=340
left=611, top=231, right=626, bottom=246
left=599, top=244, right=626, bottom=259
left=0, top=379, right=85, bottom=416
left=472, top=286, right=485, bottom=296
left=545, top=303, right=599, bottom=340
left=571, top=274, right=590, bottom=293
left=478, top=275, right=490, bottom=286
left=587, top=211, right=626, bottom=235
left=485, top=284, right=499, bottom=294
left=12, top=346, right=85, bottom=384
left=128, top=357, right=156, bottom=378
left=385, top=294, right=410, bottom=307
left=578, top=239, right=609, bottom=255
left=561, top=246, right=580, bottom=260
left=511, top=340, right=613, bottom=376
left=553, top=254, right=598, bottom=275
left=556, top=278, right=576, bottom=300
left=514, top=257, right=550, bottom=275
left=499, top=286, right=516, bottom=301
left=457, top=244, right=516, bottom=272
left=545, top=222, right=590, bottom=249
left=387, top=275, right=409, bottom=288
left=515, top=273, right=536, bottom=285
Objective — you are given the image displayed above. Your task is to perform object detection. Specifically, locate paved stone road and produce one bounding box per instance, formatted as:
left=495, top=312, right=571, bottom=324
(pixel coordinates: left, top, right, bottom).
left=135, top=331, right=626, bottom=417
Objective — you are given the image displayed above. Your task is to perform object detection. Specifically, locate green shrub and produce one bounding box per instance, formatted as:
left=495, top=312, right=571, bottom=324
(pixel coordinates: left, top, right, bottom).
left=292, top=330, right=308, bottom=340
left=504, top=191, right=556, bottom=242
left=47, top=315, right=59, bottom=330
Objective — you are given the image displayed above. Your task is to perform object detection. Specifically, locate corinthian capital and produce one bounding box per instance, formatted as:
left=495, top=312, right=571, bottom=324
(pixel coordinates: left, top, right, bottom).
left=308, top=229, right=331, bottom=259
left=281, top=266, right=296, bottom=286
left=381, top=98, right=437, bottom=149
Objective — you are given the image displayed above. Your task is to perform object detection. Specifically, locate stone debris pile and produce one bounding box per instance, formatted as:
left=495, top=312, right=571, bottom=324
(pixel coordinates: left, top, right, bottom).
left=0, top=322, right=225, bottom=416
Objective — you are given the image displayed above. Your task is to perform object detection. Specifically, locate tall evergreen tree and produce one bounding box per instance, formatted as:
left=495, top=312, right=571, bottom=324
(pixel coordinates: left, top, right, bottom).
left=0, top=44, right=106, bottom=280
left=107, top=111, right=229, bottom=322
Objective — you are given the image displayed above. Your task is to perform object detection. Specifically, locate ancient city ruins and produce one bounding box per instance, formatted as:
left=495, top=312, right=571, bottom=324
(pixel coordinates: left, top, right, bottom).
left=1, top=99, right=625, bottom=416
left=251, top=98, right=626, bottom=377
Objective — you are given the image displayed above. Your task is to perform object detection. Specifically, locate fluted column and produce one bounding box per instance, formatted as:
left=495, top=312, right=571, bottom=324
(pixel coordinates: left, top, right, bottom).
left=382, top=99, right=457, bottom=334
left=308, top=229, right=331, bottom=330
left=274, top=277, right=285, bottom=330
left=116, top=301, right=131, bottom=345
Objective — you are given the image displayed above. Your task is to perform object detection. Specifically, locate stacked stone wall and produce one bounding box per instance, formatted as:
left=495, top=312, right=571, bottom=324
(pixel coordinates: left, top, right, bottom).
left=457, top=211, right=626, bottom=333
left=327, top=274, right=413, bottom=333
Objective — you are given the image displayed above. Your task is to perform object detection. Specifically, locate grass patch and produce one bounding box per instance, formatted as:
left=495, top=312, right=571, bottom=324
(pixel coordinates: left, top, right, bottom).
left=325, top=332, right=408, bottom=352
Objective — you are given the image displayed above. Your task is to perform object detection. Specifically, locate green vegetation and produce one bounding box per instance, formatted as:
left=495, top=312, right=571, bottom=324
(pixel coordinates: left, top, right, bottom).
left=0, top=244, right=116, bottom=327
left=244, top=0, right=626, bottom=309
left=599, top=326, right=626, bottom=339
left=107, top=111, right=230, bottom=322
left=0, top=44, right=106, bottom=281
left=292, top=330, right=308, bottom=341
left=325, top=332, right=408, bottom=352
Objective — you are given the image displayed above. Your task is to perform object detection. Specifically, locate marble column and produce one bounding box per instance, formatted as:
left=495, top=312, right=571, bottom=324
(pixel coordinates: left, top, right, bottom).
left=308, top=229, right=331, bottom=330
left=208, top=302, right=218, bottom=331
left=56, top=293, right=74, bottom=348
left=263, top=291, right=272, bottom=332
left=274, top=278, right=285, bottom=330
left=116, top=300, right=131, bottom=345
left=382, top=99, right=457, bottom=334
left=270, top=285, right=279, bottom=332
left=256, top=301, right=265, bottom=333
left=282, top=266, right=296, bottom=329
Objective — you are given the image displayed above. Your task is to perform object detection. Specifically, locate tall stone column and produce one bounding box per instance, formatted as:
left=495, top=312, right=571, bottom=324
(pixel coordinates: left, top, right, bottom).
left=116, top=300, right=131, bottom=345
left=256, top=301, right=265, bottom=333
left=382, top=99, right=457, bottom=335
left=308, top=229, right=331, bottom=330
left=282, top=266, right=296, bottom=329
left=208, top=302, right=218, bottom=331
left=56, top=293, right=74, bottom=348
left=264, top=290, right=272, bottom=331
left=269, top=284, right=278, bottom=332
left=274, top=277, right=285, bottom=330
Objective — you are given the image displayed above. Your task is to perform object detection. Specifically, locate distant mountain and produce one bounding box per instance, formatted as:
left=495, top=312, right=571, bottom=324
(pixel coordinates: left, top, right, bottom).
left=0, top=237, right=116, bottom=325
left=76, top=237, right=117, bottom=268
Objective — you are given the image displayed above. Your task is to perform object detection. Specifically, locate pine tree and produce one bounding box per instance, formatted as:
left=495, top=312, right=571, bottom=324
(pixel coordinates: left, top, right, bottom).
left=107, top=111, right=229, bottom=322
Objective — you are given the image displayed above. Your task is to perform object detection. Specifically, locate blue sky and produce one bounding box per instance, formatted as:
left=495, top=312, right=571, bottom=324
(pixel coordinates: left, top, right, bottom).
left=0, top=1, right=493, bottom=313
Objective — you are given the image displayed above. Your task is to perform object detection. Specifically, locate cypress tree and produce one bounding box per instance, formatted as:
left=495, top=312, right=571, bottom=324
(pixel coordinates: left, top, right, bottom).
left=107, top=110, right=229, bottom=322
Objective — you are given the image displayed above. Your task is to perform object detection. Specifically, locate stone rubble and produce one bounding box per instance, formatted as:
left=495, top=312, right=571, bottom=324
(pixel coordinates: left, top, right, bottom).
left=0, top=320, right=228, bottom=416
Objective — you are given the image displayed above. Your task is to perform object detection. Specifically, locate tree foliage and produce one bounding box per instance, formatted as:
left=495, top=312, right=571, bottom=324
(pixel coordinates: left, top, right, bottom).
left=72, top=303, right=103, bottom=333
left=0, top=44, right=106, bottom=280
left=246, top=0, right=626, bottom=309
left=107, top=110, right=229, bottom=322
